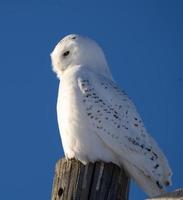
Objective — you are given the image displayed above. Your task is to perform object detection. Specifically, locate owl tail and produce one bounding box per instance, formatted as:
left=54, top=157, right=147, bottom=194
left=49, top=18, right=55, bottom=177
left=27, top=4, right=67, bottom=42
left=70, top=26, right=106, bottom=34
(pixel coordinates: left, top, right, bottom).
left=121, top=160, right=165, bottom=198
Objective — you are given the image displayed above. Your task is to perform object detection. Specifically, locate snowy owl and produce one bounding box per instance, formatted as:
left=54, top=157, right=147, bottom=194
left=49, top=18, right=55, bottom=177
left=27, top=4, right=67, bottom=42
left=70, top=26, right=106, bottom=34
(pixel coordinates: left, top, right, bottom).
left=51, top=34, right=172, bottom=197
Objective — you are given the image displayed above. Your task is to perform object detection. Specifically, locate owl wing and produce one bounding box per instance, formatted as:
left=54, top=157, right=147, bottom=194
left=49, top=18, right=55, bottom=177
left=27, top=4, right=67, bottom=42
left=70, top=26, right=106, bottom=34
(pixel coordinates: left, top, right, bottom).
left=77, top=68, right=172, bottom=190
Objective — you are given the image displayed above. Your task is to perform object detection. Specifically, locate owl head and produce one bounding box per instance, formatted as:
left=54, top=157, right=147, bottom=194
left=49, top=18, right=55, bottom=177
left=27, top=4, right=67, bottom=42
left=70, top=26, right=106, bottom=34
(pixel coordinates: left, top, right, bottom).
left=50, top=34, right=112, bottom=79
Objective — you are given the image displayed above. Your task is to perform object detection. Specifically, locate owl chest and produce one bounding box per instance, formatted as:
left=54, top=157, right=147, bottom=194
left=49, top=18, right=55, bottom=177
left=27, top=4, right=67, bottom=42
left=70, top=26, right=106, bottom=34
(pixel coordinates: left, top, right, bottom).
left=57, top=83, right=88, bottom=133
left=57, top=83, right=97, bottom=158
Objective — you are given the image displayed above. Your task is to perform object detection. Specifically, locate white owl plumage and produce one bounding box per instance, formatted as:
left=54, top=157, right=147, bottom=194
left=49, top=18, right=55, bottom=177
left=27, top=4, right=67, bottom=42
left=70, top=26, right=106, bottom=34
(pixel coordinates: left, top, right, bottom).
left=51, top=34, right=172, bottom=197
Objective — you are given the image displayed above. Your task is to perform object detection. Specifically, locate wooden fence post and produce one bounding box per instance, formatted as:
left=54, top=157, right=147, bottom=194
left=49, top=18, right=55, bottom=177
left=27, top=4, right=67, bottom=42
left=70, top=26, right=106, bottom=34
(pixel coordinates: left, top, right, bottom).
left=51, top=158, right=130, bottom=200
left=147, top=188, right=183, bottom=200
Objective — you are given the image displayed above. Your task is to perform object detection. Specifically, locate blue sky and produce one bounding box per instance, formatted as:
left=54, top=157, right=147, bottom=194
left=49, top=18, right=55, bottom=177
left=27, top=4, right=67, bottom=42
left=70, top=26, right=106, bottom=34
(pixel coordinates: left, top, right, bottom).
left=0, top=0, right=182, bottom=199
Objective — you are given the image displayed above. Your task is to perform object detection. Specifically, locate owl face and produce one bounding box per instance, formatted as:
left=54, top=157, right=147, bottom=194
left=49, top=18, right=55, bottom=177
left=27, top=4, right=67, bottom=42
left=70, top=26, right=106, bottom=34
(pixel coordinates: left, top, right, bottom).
left=50, top=34, right=111, bottom=79
left=51, top=34, right=78, bottom=74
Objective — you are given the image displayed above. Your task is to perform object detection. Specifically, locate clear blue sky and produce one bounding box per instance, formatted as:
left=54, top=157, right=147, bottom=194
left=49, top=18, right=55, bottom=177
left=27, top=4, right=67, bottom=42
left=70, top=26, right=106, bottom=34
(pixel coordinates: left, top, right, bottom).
left=0, top=0, right=182, bottom=199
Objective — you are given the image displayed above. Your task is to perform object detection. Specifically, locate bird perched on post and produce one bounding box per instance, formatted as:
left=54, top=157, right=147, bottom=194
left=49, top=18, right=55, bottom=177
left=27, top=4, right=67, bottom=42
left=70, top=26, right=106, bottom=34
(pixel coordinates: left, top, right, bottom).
left=50, top=34, right=172, bottom=198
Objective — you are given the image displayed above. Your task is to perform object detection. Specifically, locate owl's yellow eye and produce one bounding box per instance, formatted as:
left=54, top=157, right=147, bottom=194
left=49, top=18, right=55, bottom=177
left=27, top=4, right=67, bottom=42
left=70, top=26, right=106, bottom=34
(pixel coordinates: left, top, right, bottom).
left=63, top=51, right=70, bottom=57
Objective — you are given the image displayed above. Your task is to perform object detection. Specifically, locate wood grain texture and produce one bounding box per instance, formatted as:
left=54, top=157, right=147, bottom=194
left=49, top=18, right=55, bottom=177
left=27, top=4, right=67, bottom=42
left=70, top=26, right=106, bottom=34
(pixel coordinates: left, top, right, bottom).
left=147, top=188, right=183, bottom=200
left=51, top=158, right=130, bottom=200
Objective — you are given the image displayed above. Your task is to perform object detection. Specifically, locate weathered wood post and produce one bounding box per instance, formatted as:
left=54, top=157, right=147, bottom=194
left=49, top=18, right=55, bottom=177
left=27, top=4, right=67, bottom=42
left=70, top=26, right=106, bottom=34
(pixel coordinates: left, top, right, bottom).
left=51, top=158, right=130, bottom=200
left=147, top=188, right=183, bottom=200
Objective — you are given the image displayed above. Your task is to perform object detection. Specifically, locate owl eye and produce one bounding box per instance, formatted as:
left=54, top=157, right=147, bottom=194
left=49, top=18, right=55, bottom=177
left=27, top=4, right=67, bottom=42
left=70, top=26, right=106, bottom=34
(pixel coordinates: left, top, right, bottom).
left=63, top=51, right=70, bottom=57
